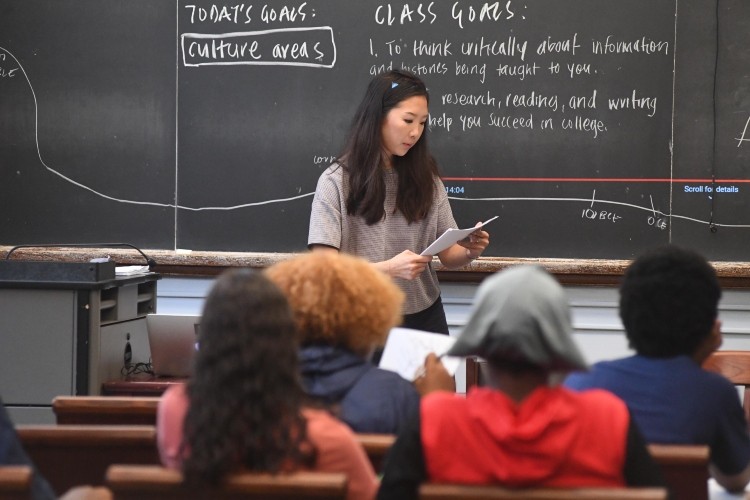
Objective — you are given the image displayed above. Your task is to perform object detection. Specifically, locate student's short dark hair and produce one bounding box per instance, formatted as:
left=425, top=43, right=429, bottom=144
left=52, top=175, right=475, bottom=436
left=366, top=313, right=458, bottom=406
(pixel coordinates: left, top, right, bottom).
left=619, top=245, right=720, bottom=357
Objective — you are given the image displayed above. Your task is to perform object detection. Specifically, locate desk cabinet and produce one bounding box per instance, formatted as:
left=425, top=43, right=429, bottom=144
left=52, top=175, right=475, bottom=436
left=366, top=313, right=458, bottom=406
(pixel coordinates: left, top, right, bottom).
left=0, top=275, right=158, bottom=423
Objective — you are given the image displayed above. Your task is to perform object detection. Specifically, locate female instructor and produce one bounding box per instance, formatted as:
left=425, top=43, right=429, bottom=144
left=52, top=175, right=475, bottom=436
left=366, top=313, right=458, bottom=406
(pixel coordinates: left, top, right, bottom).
left=308, top=69, right=490, bottom=335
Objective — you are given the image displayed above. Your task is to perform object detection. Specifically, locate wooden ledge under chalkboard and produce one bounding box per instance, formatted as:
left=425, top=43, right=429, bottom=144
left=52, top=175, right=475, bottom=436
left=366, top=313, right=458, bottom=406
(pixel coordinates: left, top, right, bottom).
left=3, top=246, right=750, bottom=288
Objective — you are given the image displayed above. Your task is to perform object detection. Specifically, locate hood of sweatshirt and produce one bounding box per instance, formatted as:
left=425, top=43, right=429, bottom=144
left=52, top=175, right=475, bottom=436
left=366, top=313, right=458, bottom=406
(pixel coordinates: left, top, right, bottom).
left=423, top=386, right=589, bottom=485
left=298, top=344, right=372, bottom=403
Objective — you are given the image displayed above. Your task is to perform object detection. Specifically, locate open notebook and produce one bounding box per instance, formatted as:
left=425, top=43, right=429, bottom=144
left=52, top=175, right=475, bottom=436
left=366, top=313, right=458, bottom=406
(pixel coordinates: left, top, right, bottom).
left=146, top=313, right=200, bottom=377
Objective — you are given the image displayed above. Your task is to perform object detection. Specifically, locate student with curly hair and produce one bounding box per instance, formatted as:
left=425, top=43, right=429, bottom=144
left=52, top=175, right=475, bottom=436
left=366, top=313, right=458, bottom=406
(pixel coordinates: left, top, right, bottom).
left=565, top=245, right=750, bottom=492
left=156, top=269, right=378, bottom=500
left=266, top=252, right=454, bottom=435
left=309, top=69, right=490, bottom=336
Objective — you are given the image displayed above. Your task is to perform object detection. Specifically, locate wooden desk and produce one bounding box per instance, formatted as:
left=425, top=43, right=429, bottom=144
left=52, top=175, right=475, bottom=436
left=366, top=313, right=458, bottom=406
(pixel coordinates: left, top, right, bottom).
left=101, top=375, right=185, bottom=397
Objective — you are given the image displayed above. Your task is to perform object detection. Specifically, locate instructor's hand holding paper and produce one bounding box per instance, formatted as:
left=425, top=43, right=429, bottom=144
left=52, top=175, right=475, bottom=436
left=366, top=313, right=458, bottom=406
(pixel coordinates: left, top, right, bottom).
left=421, top=216, right=498, bottom=256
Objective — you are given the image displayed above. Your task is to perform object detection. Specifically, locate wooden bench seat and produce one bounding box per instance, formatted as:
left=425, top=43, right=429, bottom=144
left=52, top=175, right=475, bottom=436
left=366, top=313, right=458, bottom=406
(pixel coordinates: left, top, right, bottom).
left=17, top=424, right=159, bottom=496
left=106, top=464, right=347, bottom=499
left=51, top=396, right=394, bottom=473
left=354, top=433, right=395, bottom=473
left=53, top=395, right=160, bottom=425
left=703, top=350, right=750, bottom=423
left=648, top=444, right=709, bottom=500
left=0, top=465, right=32, bottom=500
left=418, top=483, right=668, bottom=499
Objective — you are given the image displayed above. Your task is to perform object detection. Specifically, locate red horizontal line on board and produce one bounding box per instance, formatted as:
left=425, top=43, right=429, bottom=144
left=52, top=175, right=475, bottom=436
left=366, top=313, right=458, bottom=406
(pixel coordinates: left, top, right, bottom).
left=440, top=177, right=750, bottom=183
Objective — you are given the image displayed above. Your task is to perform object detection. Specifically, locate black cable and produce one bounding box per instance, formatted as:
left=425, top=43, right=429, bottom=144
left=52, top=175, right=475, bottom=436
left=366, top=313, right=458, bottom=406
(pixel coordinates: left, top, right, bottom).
left=708, top=0, right=720, bottom=233
left=4, top=243, right=156, bottom=269
left=121, top=361, right=154, bottom=377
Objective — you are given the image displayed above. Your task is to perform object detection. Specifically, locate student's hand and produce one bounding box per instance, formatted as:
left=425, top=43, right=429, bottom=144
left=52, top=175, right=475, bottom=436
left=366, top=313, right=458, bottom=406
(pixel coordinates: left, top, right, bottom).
left=413, top=353, right=455, bottom=396
left=457, top=222, right=490, bottom=259
left=387, top=250, right=432, bottom=280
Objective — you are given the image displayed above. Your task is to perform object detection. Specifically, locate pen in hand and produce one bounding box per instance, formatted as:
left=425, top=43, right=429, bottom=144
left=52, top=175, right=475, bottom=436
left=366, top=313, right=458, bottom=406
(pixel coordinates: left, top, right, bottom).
left=413, top=352, right=456, bottom=395
left=412, top=352, right=445, bottom=381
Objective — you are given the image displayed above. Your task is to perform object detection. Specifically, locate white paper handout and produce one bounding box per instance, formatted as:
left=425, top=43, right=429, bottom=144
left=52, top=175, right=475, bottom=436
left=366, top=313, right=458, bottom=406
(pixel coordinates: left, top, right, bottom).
left=420, top=215, right=499, bottom=256
left=379, top=327, right=462, bottom=381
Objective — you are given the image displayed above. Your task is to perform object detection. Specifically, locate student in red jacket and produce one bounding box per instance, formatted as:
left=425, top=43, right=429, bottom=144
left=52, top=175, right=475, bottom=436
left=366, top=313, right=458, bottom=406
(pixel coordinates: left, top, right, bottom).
left=378, top=265, right=666, bottom=499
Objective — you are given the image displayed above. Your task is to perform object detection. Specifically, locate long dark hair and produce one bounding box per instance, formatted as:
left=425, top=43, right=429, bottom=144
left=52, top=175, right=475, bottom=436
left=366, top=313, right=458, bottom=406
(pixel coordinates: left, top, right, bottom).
left=339, top=69, right=439, bottom=224
left=181, top=269, right=314, bottom=485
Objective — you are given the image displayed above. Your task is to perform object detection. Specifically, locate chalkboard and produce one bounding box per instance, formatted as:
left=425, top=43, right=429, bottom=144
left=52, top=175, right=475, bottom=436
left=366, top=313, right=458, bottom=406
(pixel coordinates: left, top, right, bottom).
left=1, top=0, right=749, bottom=260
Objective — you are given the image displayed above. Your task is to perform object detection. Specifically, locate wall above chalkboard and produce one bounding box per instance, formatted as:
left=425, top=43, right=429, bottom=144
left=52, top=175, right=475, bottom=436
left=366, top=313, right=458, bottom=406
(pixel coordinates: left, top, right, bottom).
left=1, top=0, right=749, bottom=260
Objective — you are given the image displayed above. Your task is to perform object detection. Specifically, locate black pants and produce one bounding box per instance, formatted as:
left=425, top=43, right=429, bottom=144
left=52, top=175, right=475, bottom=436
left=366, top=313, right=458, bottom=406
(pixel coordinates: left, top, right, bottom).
left=401, top=295, right=449, bottom=335
left=372, top=296, right=449, bottom=366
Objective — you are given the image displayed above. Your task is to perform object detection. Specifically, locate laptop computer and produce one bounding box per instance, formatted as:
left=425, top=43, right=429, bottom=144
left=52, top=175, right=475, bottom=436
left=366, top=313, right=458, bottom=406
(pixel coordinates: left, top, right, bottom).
left=146, top=313, right=200, bottom=377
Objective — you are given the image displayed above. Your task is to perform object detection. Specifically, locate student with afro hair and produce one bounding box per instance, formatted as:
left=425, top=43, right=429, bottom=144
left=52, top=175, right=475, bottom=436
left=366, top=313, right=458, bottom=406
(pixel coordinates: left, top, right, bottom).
left=565, top=245, right=750, bottom=492
left=266, top=252, right=454, bottom=435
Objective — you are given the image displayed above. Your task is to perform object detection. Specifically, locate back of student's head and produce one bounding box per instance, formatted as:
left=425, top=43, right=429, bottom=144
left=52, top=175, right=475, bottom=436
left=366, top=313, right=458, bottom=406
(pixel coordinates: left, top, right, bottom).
left=182, top=269, right=312, bottom=484
left=265, top=252, right=404, bottom=357
left=620, top=245, right=721, bottom=358
left=447, top=265, right=587, bottom=375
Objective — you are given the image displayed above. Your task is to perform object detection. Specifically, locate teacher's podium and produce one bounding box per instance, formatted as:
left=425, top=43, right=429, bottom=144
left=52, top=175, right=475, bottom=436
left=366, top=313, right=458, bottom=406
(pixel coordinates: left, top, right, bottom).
left=0, top=261, right=159, bottom=424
